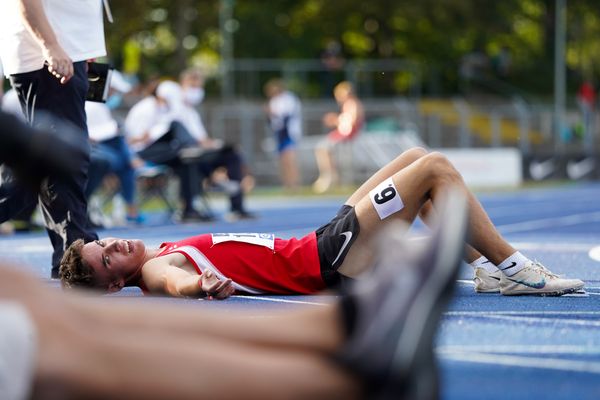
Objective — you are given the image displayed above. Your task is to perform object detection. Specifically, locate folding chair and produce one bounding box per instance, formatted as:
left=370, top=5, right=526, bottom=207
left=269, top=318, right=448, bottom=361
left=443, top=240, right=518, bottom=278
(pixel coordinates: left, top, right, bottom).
left=136, top=165, right=178, bottom=217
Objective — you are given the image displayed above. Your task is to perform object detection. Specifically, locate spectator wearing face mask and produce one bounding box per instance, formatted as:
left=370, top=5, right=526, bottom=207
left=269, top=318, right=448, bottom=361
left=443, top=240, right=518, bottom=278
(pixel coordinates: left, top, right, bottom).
left=124, top=80, right=212, bottom=222
left=176, top=68, right=255, bottom=221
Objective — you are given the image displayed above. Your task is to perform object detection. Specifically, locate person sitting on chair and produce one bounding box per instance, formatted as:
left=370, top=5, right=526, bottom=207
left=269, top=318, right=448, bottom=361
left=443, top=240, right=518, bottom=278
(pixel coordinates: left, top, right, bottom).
left=124, top=80, right=214, bottom=222
left=177, top=68, right=255, bottom=220
left=125, top=80, right=253, bottom=222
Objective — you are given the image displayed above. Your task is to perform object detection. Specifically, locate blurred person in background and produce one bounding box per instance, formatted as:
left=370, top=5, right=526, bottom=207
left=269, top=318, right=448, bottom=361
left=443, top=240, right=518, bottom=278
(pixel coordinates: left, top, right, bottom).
left=264, top=78, right=302, bottom=192
left=124, top=79, right=213, bottom=223
left=313, top=81, right=364, bottom=194
left=577, top=79, right=596, bottom=144
left=177, top=68, right=255, bottom=221
left=85, top=71, right=145, bottom=226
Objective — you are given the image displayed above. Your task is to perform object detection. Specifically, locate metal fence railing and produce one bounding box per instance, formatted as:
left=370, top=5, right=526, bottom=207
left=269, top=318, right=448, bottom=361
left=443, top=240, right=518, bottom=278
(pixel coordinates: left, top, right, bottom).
left=197, top=96, right=599, bottom=184
left=216, top=58, right=422, bottom=99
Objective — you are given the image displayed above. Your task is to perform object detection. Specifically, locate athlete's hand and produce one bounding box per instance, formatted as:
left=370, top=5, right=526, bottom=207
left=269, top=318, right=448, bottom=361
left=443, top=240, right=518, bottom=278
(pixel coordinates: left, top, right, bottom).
left=43, top=43, right=74, bottom=84
left=199, top=270, right=235, bottom=300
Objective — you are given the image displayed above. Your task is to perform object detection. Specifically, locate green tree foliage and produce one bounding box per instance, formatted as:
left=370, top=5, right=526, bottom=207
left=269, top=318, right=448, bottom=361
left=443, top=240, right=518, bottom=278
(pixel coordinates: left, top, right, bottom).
left=106, top=0, right=600, bottom=96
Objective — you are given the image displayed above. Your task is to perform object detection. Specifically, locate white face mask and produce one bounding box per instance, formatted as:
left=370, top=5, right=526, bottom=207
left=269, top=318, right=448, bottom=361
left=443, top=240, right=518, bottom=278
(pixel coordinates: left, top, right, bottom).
left=184, top=87, right=205, bottom=105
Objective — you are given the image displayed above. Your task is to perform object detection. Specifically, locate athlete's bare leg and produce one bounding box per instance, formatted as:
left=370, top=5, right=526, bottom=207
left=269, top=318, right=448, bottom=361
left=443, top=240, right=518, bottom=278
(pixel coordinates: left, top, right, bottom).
left=35, top=318, right=358, bottom=400
left=345, top=147, right=428, bottom=205
left=346, top=147, right=486, bottom=265
left=338, top=150, right=516, bottom=277
left=419, top=199, right=483, bottom=264
left=313, top=144, right=338, bottom=193
left=69, top=296, right=343, bottom=353
left=0, top=267, right=360, bottom=399
left=280, top=148, right=299, bottom=190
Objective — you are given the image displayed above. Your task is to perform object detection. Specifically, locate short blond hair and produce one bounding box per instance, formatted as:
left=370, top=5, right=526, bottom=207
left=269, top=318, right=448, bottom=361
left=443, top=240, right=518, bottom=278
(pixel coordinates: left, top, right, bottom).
left=334, top=81, right=354, bottom=98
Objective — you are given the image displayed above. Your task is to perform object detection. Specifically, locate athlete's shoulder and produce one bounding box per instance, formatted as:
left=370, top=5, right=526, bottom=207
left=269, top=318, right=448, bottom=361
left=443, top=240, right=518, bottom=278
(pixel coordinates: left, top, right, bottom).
left=141, top=252, right=190, bottom=293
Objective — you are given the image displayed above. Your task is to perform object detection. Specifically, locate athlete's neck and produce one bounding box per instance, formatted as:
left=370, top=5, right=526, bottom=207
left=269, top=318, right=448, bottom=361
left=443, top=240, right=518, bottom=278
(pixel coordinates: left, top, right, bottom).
left=125, top=247, right=161, bottom=286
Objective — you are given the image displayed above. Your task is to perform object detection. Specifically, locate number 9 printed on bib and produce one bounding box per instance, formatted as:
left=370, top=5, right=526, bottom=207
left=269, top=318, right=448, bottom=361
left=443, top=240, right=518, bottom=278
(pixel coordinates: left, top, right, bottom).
left=369, top=177, right=404, bottom=219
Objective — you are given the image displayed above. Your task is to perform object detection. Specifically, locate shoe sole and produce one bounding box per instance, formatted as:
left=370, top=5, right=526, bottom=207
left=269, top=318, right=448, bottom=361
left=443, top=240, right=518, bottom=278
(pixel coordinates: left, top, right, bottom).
left=475, top=288, right=501, bottom=293
left=501, top=283, right=585, bottom=297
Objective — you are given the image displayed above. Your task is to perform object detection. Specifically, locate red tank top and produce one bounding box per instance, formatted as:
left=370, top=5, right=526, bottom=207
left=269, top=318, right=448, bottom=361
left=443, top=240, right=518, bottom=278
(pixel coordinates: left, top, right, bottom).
left=154, top=232, right=325, bottom=295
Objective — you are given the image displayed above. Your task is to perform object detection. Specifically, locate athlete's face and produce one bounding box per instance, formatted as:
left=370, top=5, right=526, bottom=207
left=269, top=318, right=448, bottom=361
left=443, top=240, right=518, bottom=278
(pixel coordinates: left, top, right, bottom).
left=81, top=238, right=147, bottom=292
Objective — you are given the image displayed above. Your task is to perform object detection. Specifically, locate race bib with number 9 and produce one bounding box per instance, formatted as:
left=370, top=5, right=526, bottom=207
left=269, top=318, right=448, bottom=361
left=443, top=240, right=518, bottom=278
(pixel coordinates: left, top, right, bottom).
left=369, top=177, right=404, bottom=219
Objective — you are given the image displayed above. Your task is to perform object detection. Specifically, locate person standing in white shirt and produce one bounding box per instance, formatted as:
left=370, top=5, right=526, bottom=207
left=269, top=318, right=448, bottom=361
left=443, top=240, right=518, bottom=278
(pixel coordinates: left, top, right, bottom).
left=0, top=0, right=107, bottom=278
left=264, top=78, right=302, bottom=191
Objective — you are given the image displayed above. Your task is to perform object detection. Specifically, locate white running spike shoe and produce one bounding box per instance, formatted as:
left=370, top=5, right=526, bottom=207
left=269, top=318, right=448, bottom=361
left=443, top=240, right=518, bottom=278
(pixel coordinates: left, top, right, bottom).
left=499, top=260, right=585, bottom=296
left=473, top=267, right=501, bottom=293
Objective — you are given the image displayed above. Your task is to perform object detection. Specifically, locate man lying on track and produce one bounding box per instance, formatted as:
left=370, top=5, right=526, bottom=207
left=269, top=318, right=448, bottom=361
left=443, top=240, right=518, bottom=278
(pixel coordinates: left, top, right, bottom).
left=60, top=147, right=584, bottom=297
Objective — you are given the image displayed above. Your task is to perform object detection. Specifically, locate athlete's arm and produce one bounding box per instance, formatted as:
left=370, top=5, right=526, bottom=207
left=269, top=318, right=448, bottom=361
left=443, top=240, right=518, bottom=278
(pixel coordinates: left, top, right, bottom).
left=142, top=256, right=234, bottom=299
left=164, top=266, right=234, bottom=299
left=337, top=99, right=361, bottom=136
left=18, top=0, right=73, bottom=83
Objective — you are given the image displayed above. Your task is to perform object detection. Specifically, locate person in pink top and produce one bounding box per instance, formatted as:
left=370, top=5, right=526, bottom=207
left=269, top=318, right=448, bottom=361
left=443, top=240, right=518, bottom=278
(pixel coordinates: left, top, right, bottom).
left=313, top=81, right=365, bottom=193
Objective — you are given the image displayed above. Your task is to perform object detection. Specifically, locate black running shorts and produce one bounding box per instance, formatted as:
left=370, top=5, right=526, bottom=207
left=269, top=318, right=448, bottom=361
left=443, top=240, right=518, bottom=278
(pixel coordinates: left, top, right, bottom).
left=315, top=205, right=360, bottom=286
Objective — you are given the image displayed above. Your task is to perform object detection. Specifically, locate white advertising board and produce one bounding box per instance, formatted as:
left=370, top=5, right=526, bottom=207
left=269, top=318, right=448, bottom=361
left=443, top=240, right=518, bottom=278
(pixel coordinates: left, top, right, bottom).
left=434, top=148, right=523, bottom=188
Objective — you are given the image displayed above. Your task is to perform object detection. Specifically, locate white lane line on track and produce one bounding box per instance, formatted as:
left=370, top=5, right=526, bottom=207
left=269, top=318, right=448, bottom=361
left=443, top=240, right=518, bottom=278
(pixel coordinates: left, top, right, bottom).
left=232, top=295, right=328, bottom=306
left=436, top=350, right=600, bottom=374
left=562, top=292, right=590, bottom=297
left=445, top=310, right=600, bottom=316
left=497, top=211, right=600, bottom=234
left=444, top=313, right=600, bottom=328
left=437, top=345, right=600, bottom=355
left=512, top=241, right=597, bottom=252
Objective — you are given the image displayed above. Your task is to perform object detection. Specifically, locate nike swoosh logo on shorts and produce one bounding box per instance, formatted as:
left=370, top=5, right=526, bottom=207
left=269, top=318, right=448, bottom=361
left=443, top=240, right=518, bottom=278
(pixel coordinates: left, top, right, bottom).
left=332, top=231, right=353, bottom=266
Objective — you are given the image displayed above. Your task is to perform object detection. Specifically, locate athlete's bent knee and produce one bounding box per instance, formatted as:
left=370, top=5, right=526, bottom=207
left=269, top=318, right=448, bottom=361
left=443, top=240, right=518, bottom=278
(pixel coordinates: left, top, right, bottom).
left=421, top=152, right=462, bottom=182
left=400, top=147, right=428, bottom=162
